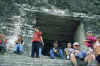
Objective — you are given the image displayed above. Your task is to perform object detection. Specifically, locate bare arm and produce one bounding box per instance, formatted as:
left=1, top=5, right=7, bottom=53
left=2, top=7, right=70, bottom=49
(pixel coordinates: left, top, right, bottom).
left=40, top=36, right=44, bottom=46
left=83, top=40, right=90, bottom=42
left=21, top=42, right=24, bottom=46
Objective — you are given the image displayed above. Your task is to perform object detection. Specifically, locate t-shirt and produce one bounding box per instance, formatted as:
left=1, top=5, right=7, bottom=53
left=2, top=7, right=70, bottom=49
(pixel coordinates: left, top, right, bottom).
left=32, top=31, right=42, bottom=42
left=74, top=49, right=86, bottom=59
left=64, top=48, right=74, bottom=55
left=16, top=40, right=24, bottom=45
left=85, top=36, right=96, bottom=47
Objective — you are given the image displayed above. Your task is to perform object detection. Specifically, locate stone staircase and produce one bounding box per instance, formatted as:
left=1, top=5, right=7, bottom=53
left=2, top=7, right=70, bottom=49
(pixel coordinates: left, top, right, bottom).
left=0, top=53, right=72, bottom=66
left=0, top=52, right=98, bottom=66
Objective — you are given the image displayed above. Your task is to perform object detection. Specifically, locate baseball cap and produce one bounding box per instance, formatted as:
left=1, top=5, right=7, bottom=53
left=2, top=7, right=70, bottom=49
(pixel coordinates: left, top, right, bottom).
left=73, top=42, right=80, bottom=46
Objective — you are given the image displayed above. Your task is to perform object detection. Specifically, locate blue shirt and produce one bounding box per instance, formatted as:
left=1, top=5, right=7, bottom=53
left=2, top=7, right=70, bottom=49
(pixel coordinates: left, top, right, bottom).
left=74, top=49, right=86, bottom=59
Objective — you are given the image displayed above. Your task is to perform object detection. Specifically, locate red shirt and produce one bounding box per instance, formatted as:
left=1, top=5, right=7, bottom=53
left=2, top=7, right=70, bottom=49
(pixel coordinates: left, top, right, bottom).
left=32, top=31, right=42, bottom=42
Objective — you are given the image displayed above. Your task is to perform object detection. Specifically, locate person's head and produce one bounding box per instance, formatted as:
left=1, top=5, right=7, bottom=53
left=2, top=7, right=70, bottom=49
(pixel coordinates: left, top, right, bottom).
left=33, top=27, right=39, bottom=32
left=87, top=31, right=93, bottom=36
left=0, top=34, right=2, bottom=40
left=97, top=36, right=100, bottom=42
left=73, top=42, right=80, bottom=50
left=0, top=34, right=5, bottom=40
left=18, top=35, right=22, bottom=41
left=67, top=43, right=72, bottom=48
left=2, top=34, right=6, bottom=39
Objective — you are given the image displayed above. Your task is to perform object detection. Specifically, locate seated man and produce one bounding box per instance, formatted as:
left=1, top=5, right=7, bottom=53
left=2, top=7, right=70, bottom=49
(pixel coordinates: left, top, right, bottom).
left=70, top=42, right=92, bottom=66
left=64, top=42, right=73, bottom=60
left=0, top=34, right=7, bottom=53
left=50, top=41, right=64, bottom=59
left=14, top=35, right=24, bottom=54
left=94, top=36, right=100, bottom=66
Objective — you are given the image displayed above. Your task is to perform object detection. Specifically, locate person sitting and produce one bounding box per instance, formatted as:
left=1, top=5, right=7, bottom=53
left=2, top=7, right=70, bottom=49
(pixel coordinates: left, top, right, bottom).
left=14, top=35, right=24, bottom=54
left=50, top=41, right=64, bottom=59
left=0, top=34, right=7, bottom=53
left=70, top=42, right=88, bottom=66
left=64, top=42, right=73, bottom=60
left=93, top=36, right=100, bottom=66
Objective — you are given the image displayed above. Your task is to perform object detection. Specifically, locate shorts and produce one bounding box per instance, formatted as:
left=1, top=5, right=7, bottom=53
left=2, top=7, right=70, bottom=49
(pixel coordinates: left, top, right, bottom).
left=96, top=55, right=100, bottom=64
left=76, top=58, right=88, bottom=66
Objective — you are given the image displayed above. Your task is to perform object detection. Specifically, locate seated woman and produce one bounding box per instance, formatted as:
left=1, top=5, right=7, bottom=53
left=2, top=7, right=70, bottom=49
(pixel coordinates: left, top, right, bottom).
left=14, top=35, right=24, bottom=54
left=70, top=42, right=95, bottom=66
left=64, top=43, right=73, bottom=60
left=0, top=34, right=7, bottom=53
left=50, top=41, right=64, bottom=59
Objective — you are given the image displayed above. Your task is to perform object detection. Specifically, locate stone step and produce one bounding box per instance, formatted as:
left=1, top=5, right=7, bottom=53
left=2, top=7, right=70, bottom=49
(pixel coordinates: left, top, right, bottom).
left=0, top=54, right=72, bottom=66
left=0, top=53, right=98, bottom=66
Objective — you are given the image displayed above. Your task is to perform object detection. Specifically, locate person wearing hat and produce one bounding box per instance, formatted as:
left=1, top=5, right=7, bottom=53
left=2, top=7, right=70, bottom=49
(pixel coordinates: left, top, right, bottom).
left=70, top=42, right=87, bottom=66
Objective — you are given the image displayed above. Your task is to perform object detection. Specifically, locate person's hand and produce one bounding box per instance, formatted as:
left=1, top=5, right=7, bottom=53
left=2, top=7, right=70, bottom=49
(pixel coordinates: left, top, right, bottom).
left=74, top=50, right=80, bottom=53
left=41, top=42, right=44, bottom=46
left=54, top=49, right=57, bottom=53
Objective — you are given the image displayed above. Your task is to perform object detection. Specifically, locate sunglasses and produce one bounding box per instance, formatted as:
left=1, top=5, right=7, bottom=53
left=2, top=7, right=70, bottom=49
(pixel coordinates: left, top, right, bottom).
left=74, top=45, right=80, bottom=46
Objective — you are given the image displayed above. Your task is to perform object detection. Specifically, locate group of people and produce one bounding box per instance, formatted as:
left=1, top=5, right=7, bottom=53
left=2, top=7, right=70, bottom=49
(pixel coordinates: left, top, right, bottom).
left=49, top=31, right=100, bottom=66
left=0, top=34, right=24, bottom=54
left=0, top=26, right=100, bottom=66
left=30, top=26, right=100, bottom=66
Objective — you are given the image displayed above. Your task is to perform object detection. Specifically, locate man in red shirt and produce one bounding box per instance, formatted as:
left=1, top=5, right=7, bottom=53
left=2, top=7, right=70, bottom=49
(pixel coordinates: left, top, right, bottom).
left=31, top=27, right=44, bottom=58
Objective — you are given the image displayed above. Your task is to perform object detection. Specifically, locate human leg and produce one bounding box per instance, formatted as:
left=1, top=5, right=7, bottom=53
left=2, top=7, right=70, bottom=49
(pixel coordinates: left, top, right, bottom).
left=31, top=42, right=35, bottom=57
left=96, top=55, right=100, bottom=66
left=50, top=48, right=55, bottom=59
left=65, top=50, right=70, bottom=60
left=59, top=49, right=64, bottom=59
left=70, top=53, right=78, bottom=66
left=19, top=45, right=24, bottom=53
left=85, top=51, right=95, bottom=64
left=39, top=44, right=42, bottom=57
left=35, top=42, right=40, bottom=58
left=14, top=44, right=19, bottom=53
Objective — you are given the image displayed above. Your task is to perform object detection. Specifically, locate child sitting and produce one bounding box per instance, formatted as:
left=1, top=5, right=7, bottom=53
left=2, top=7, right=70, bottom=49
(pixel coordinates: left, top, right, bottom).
left=0, top=34, right=7, bottom=53
left=50, top=41, right=64, bottom=59
left=64, top=43, right=73, bottom=60
left=14, top=35, right=24, bottom=54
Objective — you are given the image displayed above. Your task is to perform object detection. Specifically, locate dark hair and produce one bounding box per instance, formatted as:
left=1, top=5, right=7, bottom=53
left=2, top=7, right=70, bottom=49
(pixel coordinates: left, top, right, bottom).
left=33, top=26, right=38, bottom=29
left=18, top=35, right=22, bottom=38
